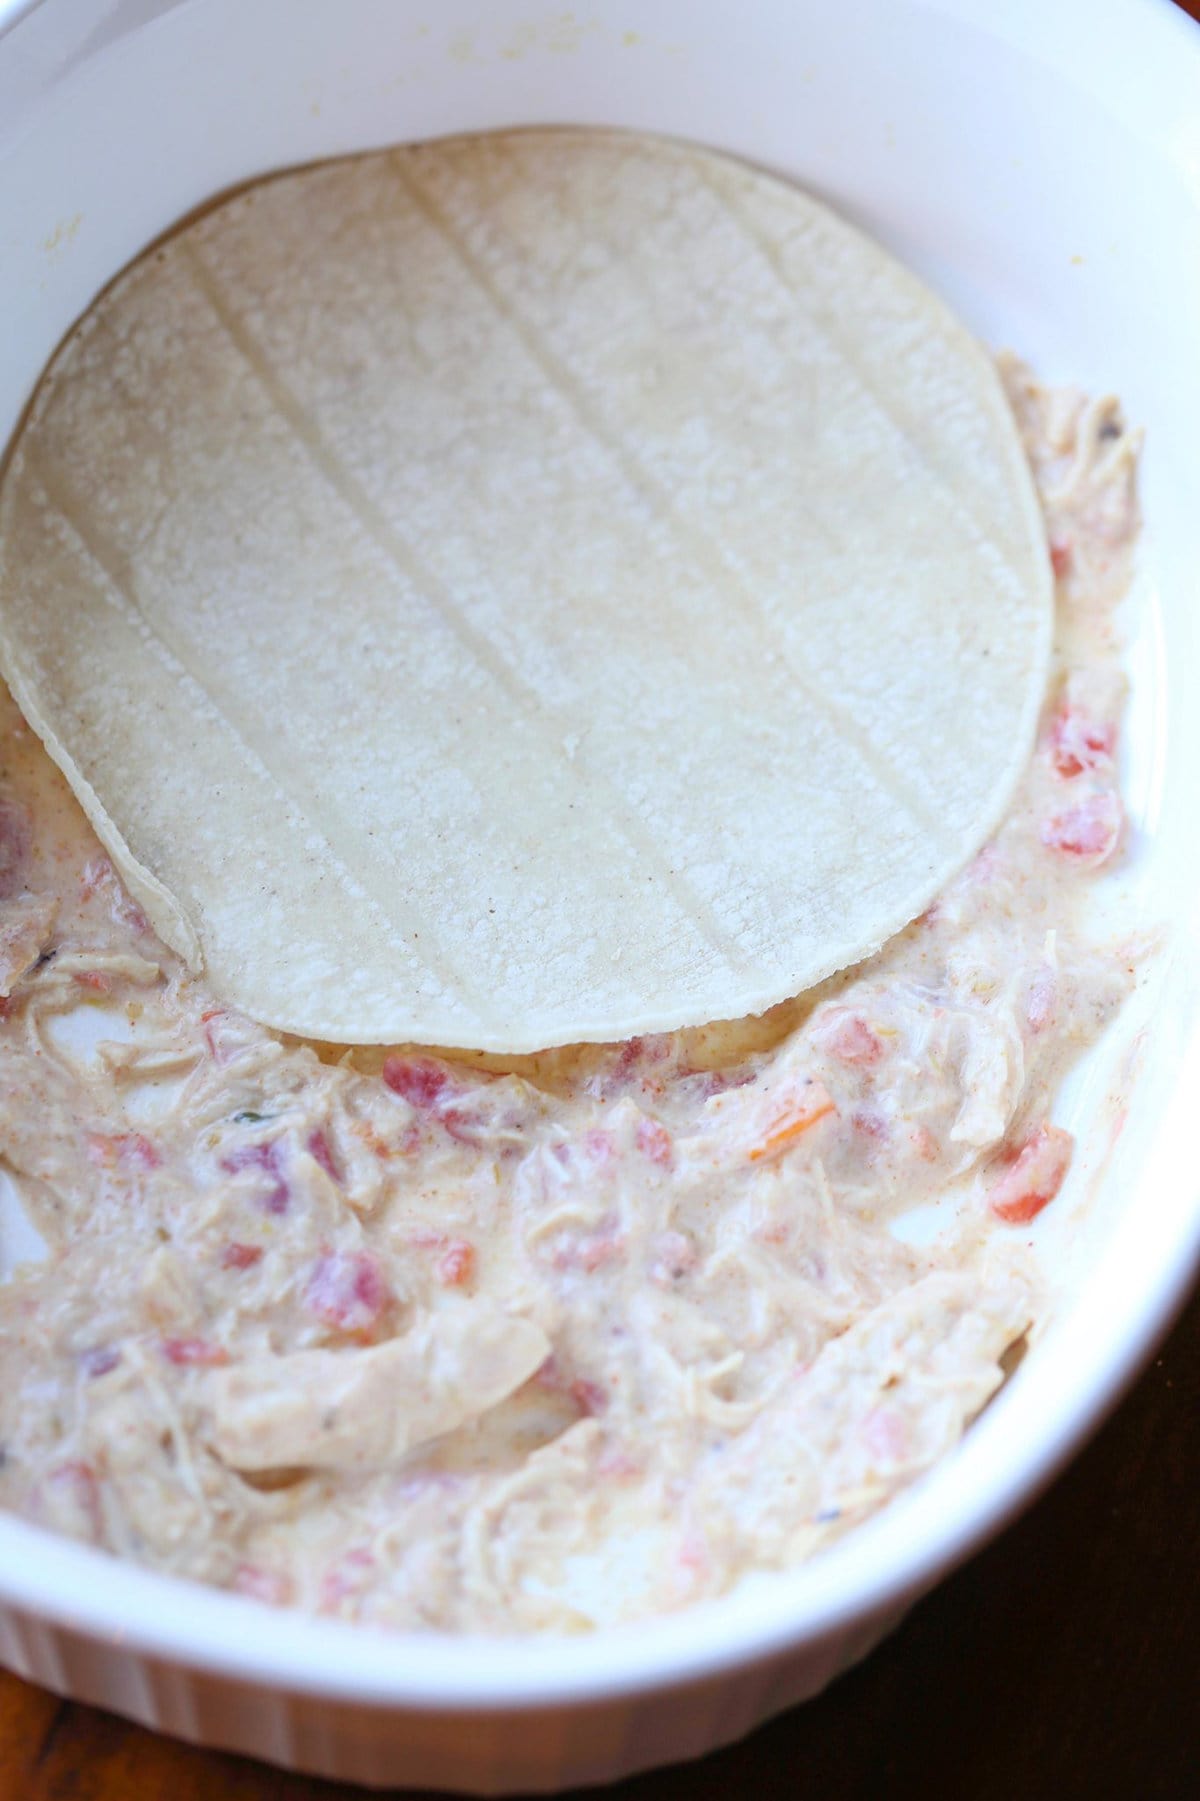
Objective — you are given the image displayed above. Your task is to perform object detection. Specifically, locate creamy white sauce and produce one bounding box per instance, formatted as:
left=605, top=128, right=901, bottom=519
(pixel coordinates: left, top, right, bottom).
left=0, top=364, right=1141, bottom=1632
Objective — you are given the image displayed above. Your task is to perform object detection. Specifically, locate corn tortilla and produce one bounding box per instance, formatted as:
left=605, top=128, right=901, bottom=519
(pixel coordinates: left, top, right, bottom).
left=0, top=130, right=1052, bottom=1051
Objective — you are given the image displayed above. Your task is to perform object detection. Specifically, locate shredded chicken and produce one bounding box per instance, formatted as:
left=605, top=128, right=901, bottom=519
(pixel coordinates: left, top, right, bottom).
left=208, top=1305, right=551, bottom=1473
left=0, top=366, right=1142, bottom=1631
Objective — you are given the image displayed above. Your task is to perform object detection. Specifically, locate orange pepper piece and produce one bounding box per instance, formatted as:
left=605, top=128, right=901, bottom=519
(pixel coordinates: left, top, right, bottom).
left=749, top=1082, right=836, bottom=1161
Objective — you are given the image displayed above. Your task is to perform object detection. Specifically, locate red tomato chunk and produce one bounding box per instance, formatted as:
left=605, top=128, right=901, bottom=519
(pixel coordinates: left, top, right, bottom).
left=161, top=1337, right=229, bottom=1368
left=382, top=1056, right=451, bottom=1109
left=305, top=1250, right=394, bottom=1338
left=1040, top=791, right=1122, bottom=867
left=87, top=1131, right=161, bottom=1172
left=306, top=1127, right=342, bottom=1184
left=220, top=1141, right=290, bottom=1214
left=220, top=1242, right=264, bottom=1271
left=1049, top=704, right=1116, bottom=779
left=436, top=1240, right=476, bottom=1287
left=989, top=1124, right=1074, bottom=1225
left=819, top=1010, right=884, bottom=1066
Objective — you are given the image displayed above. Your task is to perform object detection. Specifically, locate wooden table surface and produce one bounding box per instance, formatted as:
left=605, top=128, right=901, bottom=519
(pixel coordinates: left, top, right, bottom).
left=4, top=2, right=1199, bottom=1795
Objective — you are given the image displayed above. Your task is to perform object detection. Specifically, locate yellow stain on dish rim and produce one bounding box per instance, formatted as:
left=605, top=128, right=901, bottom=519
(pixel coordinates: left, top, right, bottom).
left=447, top=28, right=479, bottom=65
left=42, top=214, right=82, bottom=258
left=445, top=12, right=666, bottom=68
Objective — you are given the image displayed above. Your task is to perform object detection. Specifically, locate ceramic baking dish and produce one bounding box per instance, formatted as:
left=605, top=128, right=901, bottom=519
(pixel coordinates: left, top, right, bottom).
left=0, top=0, right=1197, bottom=1789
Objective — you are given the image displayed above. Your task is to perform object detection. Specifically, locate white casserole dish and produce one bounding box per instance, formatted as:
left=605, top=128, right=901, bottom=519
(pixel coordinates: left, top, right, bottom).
left=0, top=0, right=1197, bottom=1789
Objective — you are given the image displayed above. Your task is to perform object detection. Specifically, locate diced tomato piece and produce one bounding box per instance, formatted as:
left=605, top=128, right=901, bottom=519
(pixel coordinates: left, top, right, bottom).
left=988, top=1124, right=1074, bottom=1224
left=440, top=1104, right=489, bottom=1147
left=382, top=1055, right=451, bottom=1109
left=635, top=1117, right=674, bottom=1167
left=1040, top=790, right=1122, bottom=867
left=436, top=1239, right=476, bottom=1287
left=1049, top=704, right=1116, bottom=778
left=86, top=1131, right=161, bottom=1173
left=220, top=1140, right=289, bottom=1213
left=907, top=1124, right=939, bottom=1162
left=1049, top=538, right=1073, bottom=580
left=125, top=1133, right=160, bottom=1171
left=220, top=1241, right=264, bottom=1271
left=818, top=1010, right=884, bottom=1067
left=305, top=1250, right=394, bottom=1338
left=161, top=1336, right=229, bottom=1367
left=382, top=1056, right=493, bottom=1144
left=306, top=1127, right=341, bottom=1184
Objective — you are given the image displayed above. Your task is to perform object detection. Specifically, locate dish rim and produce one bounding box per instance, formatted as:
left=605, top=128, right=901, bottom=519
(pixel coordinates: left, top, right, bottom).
left=0, top=0, right=1196, bottom=1719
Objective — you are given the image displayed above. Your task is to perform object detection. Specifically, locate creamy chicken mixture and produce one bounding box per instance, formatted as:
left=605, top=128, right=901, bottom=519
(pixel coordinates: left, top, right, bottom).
left=0, top=365, right=1140, bottom=1632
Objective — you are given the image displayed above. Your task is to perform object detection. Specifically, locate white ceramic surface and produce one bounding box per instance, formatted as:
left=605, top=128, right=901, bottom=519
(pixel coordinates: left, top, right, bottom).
left=0, top=0, right=1198, bottom=1790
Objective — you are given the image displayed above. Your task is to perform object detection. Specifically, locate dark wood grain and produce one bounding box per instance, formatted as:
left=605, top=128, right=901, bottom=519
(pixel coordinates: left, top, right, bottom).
left=3, top=2, right=1199, bottom=1794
